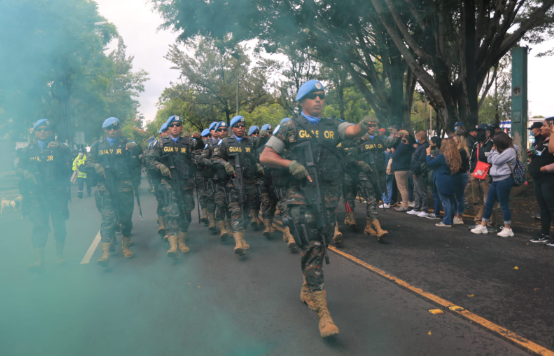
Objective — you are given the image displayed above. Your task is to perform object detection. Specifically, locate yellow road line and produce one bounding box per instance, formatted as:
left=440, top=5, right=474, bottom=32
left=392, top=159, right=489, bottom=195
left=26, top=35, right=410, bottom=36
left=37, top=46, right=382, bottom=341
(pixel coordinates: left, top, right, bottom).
left=270, top=218, right=554, bottom=356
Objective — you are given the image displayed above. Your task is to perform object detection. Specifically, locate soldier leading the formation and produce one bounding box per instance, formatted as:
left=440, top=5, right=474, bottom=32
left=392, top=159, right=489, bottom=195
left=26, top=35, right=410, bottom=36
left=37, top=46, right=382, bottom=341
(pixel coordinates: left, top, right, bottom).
left=260, top=80, right=374, bottom=337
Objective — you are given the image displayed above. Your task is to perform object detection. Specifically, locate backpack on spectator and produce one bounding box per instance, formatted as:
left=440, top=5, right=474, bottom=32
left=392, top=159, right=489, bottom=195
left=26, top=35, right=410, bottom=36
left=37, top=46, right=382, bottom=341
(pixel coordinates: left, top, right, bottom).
left=507, top=151, right=527, bottom=187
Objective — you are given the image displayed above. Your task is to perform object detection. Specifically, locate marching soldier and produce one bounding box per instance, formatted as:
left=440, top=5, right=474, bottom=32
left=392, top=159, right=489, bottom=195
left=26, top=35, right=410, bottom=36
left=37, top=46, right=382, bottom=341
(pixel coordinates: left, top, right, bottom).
left=83, top=117, right=142, bottom=267
left=256, top=125, right=277, bottom=237
left=260, top=80, right=372, bottom=337
left=16, top=119, right=72, bottom=271
left=146, top=115, right=199, bottom=259
left=195, top=129, right=216, bottom=229
left=145, top=122, right=169, bottom=238
left=212, top=116, right=263, bottom=256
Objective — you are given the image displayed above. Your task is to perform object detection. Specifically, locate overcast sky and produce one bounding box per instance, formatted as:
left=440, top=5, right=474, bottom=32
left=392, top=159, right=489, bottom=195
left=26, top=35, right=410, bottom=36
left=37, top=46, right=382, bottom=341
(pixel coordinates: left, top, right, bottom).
left=95, top=0, right=554, bottom=122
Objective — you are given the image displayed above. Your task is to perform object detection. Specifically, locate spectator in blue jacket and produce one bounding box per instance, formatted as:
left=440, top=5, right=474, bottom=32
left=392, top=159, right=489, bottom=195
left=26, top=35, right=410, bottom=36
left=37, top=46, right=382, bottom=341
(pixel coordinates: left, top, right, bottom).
left=407, top=130, right=430, bottom=217
left=392, top=130, right=415, bottom=212
left=425, top=138, right=462, bottom=227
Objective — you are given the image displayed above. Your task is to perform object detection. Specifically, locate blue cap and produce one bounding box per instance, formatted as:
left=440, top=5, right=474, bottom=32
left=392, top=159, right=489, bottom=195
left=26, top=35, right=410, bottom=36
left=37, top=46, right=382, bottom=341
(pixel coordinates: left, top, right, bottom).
left=477, top=124, right=489, bottom=131
left=33, top=118, right=51, bottom=130
left=209, top=122, right=219, bottom=131
left=261, top=124, right=273, bottom=131
left=248, top=125, right=259, bottom=136
left=158, top=122, right=168, bottom=134
left=201, top=129, right=210, bottom=137
left=215, top=121, right=228, bottom=131
left=230, top=115, right=245, bottom=127
left=296, top=80, right=325, bottom=101
left=166, top=115, right=182, bottom=125
left=280, top=118, right=291, bottom=125
left=454, top=121, right=463, bottom=127
left=102, top=117, right=120, bottom=129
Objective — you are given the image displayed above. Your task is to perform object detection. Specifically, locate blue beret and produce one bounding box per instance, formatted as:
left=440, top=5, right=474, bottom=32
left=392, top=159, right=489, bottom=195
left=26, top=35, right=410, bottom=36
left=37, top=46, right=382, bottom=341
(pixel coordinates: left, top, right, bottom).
left=102, top=117, right=120, bottom=128
left=215, top=121, right=228, bottom=131
left=201, top=129, right=210, bottom=137
left=280, top=118, right=291, bottom=125
left=230, top=115, right=245, bottom=127
left=296, top=80, right=325, bottom=101
left=261, top=124, right=273, bottom=131
left=33, top=119, right=51, bottom=130
left=209, top=122, right=219, bottom=130
left=477, top=124, right=489, bottom=131
left=454, top=121, right=463, bottom=126
left=158, top=122, right=168, bottom=134
left=248, top=126, right=259, bottom=136
left=166, top=115, right=182, bottom=125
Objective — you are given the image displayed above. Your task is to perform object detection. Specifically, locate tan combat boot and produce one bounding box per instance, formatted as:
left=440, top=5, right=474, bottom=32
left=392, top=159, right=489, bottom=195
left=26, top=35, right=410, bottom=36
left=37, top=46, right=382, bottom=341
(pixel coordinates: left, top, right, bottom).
left=121, top=236, right=134, bottom=258
left=178, top=231, right=190, bottom=253
left=233, top=231, right=245, bottom=256
left=55, top=243, right=65, bottom=265
left=241, top=231, right=250, bottom=250
left=333, top=221, right=343, bottom=245
left=249, top=210, right=258, bottom=229
left=208, top=212, right=216, bottom=232
left=218, top=220, right=228, bottom=240
left=167, top=235, right=178, bottom=259
left=201, top=208, right=209, bottom=224
left=364, top=217, right=377, bottom=236
left=283, top=227, right=297, bottom=250
left=157, top=217, right=166, bottom=237
left=263, top=218, right=272, bottom=238
left=97, top=242, right=110, bottom=267
left=28, top=247, right=45, bottom=273
left=312, top=290, right=340, bottom=338
left=345, top=211, right=357, bottom=229
left=300, top=277, right=316, bottom=310
left=372, top=219, right=389, bottom=241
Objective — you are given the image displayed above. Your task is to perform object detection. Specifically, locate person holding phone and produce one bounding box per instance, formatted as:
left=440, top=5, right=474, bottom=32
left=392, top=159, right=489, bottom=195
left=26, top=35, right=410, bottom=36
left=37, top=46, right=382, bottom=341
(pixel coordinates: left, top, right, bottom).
left=391, top=130, right=415, bottom=212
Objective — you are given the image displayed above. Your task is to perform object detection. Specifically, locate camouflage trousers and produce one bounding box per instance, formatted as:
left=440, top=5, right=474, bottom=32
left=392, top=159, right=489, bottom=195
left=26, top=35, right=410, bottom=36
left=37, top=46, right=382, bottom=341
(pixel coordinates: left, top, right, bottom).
left=359, top=180, right=379, bottom=220
left=159, top=180, right=195, bottom=236
left=152, top=178, right=165, bottom=218
left=226, top=181, right=256, bottom=232
left=344, top=176, right=357, bottom=212
left=214, top=183, right=230, bottom=222
left=197, top=176, right=216, bottom=213
left=95, top=189, right=134, bottom=242
left=259, top=178, right=278, bottom=220
left=289, top=204, right=336, bottom=293
left=25, top=193, right=69, bottom=248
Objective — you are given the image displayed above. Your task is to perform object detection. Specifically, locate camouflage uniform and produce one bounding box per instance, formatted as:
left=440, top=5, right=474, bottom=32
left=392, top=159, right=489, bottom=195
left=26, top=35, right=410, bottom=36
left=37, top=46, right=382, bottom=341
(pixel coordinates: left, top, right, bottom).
left=193, top=138, right=216, bottom=218
left=143, top=140, right=165, bottom=225
left=337, top=140, right=357, bottom=213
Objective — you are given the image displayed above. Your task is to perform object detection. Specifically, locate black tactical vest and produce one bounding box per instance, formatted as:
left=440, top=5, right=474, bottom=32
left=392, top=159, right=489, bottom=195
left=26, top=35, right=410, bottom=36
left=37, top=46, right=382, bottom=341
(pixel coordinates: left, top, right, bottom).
left=289, top=116, right=341, bottom=181
left=160, top=136, right=195, bottom=179
left=223, top=136, right=256, bottom=180
left=359, top=135, right=386, bottom=167
left=21, top=142, right=69, bottom=192
left=96, top=137, right=137, bottom=181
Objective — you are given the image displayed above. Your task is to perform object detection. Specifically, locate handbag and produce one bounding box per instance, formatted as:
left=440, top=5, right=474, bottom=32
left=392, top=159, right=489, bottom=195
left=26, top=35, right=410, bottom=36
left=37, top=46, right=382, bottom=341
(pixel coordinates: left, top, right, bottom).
left=473, top=160, right=491, bottom=179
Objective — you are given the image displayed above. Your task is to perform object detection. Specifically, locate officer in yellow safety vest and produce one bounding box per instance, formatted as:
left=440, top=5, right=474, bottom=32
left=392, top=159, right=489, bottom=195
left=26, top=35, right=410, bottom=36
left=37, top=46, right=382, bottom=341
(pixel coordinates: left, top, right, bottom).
left=72, top=148, right=91, bottom=198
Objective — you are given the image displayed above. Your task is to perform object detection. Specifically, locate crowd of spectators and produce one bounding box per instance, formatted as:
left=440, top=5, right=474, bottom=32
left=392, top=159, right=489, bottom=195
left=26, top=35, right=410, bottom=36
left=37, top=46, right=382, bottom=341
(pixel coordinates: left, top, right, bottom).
left=376, top=118, right=554, bottom=240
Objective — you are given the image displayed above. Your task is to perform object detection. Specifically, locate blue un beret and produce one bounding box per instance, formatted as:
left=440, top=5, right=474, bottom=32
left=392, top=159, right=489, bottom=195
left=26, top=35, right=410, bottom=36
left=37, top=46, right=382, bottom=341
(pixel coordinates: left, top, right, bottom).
left=230, top=115, right=245, bottom=127
left=248, top=126, right=259, bottom=136
left=296, top=80, right=325, bottom=101
left=166, top=115, right=182, bottom=125
left=158, top=122, right=168, bottom=135
left=33, top=119, right=51, bottom=130
left=102, top=117, right=120, bottom=129
left=215, top=121, right=228, bottom=131
left=201, top=129, right=210, bottom=137
left=209, top=122, right=219, bottom=131
left=261, top=124, right=273, bottom=131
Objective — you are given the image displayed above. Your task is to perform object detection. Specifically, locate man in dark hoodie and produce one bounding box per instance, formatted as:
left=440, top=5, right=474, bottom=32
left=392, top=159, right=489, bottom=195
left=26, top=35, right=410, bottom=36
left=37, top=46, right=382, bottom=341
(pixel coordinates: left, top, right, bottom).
left=407, top=130, right=430, bottom=217
left=392, top=130, right=415, bottom=212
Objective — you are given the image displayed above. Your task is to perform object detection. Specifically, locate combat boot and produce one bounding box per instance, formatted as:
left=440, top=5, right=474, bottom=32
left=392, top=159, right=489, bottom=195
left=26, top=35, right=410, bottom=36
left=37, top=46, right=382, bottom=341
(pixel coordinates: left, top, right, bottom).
left=372, top=219, right=389, bottom=241
left=364, top=217, right=377, bottom=236
left=208, top=213, right=216, bottom=232
left=157, top=217, right=166, bottom=237
left=312, top=290, right=340, bottom=338
left=28, top=247, right=44, bottom=273
left=233, top=231, right=245, bottom=256
left=55, top=243, right=65, bottom=265
left=121, top=236, right=134, bottom=258
left=97, top=243, right=110, bottom=267
left=167, top=235, right=179, bottom=259
left=283, top=227, right=297, bottom=250
left=300, top=277, right=316, bottom=310
left=249, top=210, right=258, bottom=229
left=345, top=211, right=357, bottom=229
left=241, top=231, right=250, bottom=250
left=201, top=208, right=209, bottom=224
left=178, top=231, right=190, bottom=253
left=218, top=220, right=228, bottom=240
left=333, top=223, right=343, bottom=246
left=225, top=217, right=233, bottom=237
left=263, top=218, right=272, bottom=238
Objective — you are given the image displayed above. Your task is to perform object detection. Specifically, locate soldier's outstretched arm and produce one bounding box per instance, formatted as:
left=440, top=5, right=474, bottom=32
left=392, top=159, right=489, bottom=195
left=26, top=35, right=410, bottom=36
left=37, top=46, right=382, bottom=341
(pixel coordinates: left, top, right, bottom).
left=144, top=142, right=163, bottom=171
left=211, top=141, right=228, bottom=168
left=345, top=117, right=374, bottom=139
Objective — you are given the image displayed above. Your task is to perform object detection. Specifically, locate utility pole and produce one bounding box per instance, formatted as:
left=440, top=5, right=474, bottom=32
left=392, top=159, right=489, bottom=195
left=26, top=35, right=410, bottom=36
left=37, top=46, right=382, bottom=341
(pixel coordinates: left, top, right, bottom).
left=511, top=47, right=528, bottom=164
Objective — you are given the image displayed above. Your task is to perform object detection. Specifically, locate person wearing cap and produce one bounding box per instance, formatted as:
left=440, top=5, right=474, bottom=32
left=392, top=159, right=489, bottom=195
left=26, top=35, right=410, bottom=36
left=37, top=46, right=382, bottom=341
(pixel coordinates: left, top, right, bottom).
left=468, top=123, right=497, bottom=231
left=248, top=125, right=260, bottom=138
left=390, top=129, right=415, bottom=212
left=212, top=115, right=263, bottom=256
left=16, top=118, right=72, bottom=271
left=378, top=128, right=387, bottom=138
left=467, top=125, right=478, bottom=150
left=259, top=79, right=375, bottom=338
left=489, top=123, right=502, bottom=137
left=72, top=148, right=91, bottom=198
left=454, top=121, right=464, bottom=132
left=82, top=117, right=143, bottom=267
left=528, top=121, right=545, bottom=149
left=146, top=115, right=200, bottom=259
left=194, top=128, right=216, bottom=228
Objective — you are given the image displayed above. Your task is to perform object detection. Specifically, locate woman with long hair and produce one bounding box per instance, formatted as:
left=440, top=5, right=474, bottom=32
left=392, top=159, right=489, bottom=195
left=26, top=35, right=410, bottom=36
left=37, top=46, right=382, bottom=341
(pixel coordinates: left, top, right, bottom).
left=453, top=132, right=470, bottom=224
left=425, top=138, right=461, bottom=227
left=471, top=132, right=517, bottom=237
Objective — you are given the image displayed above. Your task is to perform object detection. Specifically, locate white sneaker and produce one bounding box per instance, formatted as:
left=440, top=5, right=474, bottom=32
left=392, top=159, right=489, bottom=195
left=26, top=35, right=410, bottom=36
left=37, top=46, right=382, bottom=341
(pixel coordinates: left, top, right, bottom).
left=407, top=210, right=420, bottom=215
left=497, top=228, right=514, bottom=237
left=417, top=211, right=428, bottom=218
left=408, top=201, right=415, bottom=207
left=379, top=203, right=390, bottom=209
left=453, top=217, right=464, bottom=225
left=471, top=225, right=488, bottom=234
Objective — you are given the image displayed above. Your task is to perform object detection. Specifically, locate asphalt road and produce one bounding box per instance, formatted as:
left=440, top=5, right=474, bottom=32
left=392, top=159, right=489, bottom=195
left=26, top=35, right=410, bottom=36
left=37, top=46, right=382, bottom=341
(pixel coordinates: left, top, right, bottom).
left=0, top=181, right=547, bottom=356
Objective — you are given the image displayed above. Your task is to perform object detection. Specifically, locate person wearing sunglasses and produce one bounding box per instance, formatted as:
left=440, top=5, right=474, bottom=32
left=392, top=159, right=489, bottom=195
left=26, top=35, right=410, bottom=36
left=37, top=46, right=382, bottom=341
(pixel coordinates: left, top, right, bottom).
left=259, top=79, right=375, bottom=338
left=212, top=115, right=264, bottom=256
left=16, top=118, right=72, bottom=272
left=79, top=117, right=143, bottom=267
left=146, top=115, right=201, bottom=259
left=261, top=124, right=273, bottom=137
left=248, top=125, right=260, bottom=138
